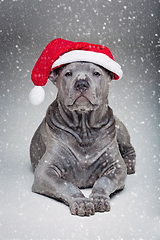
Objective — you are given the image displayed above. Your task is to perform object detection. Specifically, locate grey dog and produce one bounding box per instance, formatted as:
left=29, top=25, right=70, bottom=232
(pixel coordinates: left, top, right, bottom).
left=30, top=62, right=136, bottom=216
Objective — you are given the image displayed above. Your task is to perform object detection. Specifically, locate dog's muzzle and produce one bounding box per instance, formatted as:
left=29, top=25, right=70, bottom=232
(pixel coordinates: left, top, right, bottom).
left=65, top=74, right=100, bottom=111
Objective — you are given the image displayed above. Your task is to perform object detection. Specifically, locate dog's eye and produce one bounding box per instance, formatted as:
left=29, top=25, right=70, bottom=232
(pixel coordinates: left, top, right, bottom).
left=93, top=71, right=101, bottom=77
left=65, top=71, right=72, bottom=77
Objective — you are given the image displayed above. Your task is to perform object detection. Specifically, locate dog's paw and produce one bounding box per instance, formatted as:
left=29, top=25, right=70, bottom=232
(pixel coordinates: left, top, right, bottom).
left=89, top=193, right=110, bottom=212
left=69, top=197, right=95, bottom=216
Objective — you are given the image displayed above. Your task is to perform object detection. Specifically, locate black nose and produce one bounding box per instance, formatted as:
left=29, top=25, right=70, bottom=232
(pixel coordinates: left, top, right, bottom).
left=74, top=80, right=89, bottom=92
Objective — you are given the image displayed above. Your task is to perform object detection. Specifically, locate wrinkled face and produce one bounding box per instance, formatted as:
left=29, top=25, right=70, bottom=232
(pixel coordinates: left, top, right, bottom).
left=50, top=62, right=112, bottom=112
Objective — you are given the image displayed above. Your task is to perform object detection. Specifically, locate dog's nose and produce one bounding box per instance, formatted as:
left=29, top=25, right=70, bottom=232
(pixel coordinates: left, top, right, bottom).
left=74, top=80, right=89, bottom=92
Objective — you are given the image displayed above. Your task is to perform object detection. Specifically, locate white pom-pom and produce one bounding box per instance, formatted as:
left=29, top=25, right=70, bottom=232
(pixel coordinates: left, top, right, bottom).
left=29, top=86, right=45, bottom=105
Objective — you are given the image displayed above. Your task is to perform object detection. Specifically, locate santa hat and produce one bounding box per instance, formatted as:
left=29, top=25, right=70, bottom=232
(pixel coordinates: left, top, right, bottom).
left=29, top=38, right=123, bottom=105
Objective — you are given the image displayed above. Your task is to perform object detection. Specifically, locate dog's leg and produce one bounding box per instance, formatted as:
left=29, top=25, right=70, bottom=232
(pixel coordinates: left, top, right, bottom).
left=89, top=151, right=127, bottom=212
left=32, top=152, right=95, bottom=216
left=115, top=117, right=136, bottom=174
left=30, top=120, right=47, bottom=170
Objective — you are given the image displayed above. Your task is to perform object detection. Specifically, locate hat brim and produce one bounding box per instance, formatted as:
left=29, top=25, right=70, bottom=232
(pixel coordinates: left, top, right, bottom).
left=51, top=50, right=123, bottom=80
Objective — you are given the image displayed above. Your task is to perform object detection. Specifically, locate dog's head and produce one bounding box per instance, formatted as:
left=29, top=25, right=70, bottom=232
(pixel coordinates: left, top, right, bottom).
left=49, top=62, right=114, bottom=112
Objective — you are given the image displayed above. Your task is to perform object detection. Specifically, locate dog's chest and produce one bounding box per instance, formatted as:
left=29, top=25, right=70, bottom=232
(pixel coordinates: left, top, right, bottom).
left=45, top=115, right=117, bottom=187
left=49, top=121, right=115, bottom=165
left=49, top=129, right=118, bottom=188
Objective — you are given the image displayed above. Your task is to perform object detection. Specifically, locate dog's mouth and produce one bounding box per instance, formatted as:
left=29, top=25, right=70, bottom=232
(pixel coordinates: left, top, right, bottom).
left=67, top=95, right=99, bottom=111
left=74, top=95, right=90, bottom=104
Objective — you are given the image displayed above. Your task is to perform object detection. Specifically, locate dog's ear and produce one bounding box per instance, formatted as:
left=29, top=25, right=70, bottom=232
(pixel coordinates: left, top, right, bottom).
left=48, top=70, right=59, bottom=85
left=106, top=69, right=114, bottom=81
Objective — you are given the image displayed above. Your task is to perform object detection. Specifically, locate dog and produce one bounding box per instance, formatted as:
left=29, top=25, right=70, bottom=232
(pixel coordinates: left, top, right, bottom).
left=30, top=62, right=136, bottom=216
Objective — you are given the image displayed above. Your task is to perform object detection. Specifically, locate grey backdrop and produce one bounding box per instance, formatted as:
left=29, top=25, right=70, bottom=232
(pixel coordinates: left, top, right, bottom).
left=0, top=0, right=160, bottom=239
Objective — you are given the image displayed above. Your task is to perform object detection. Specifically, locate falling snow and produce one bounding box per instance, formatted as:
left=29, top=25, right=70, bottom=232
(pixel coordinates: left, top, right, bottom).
left=0, top=0, right=160, bottom=239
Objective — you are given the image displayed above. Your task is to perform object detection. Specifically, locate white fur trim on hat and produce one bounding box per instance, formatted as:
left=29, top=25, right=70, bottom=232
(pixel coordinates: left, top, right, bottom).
left=51, top=50, right=123, bottom=79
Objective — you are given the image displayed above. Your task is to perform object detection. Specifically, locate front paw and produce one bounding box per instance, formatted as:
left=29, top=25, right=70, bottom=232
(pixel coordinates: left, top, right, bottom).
left=69, top=197, right=95, bottom=216
left=89, top=193, right=110, bottom=212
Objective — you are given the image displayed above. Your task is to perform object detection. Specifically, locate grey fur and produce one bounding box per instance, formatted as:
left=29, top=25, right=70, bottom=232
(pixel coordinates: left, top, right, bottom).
left=30, top=62, right=136, bottom=216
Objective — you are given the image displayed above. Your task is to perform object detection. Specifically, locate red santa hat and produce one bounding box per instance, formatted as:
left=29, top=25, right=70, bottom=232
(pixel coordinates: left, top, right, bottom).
left=29, top=38, right=123, bottom=105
